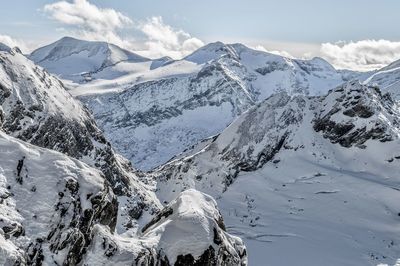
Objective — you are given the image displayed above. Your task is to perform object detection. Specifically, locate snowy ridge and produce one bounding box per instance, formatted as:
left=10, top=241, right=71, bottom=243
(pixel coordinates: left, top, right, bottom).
left=83, top=190, right=247, bottom=265
left=151, top=81, right=400, bottom=265
left=30, top=37, right=150, bottom=83
left=363, top=58, right=400, bottom=100
left=74, top=41, right=360, bottom=170
left=0, top=46, right=162, bottom=237
left=0, top=131, right=117, bottom=265
left=152, top=81, right=400, bottom=200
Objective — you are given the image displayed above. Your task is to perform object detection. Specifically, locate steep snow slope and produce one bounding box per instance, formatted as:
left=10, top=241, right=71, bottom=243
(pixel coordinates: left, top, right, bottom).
left=363, top=59, right=400, bottom=100
left=152, top=82, right=400, bottom=265
left=0, top=131, right=118, bottom=265
left=75, top=42, right=360, bottom=170
left=30, top=37, right=150, bottom=83
left=0, top=44, right=161, bottom=233
left=1, top=43, right=247, bottom=265
left=0, top=132, right=247, bottom=265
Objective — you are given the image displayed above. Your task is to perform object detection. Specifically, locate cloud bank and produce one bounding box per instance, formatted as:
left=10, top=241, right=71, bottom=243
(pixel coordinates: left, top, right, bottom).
left=43, top=0, right=203, bottom=59
left=137, top=16, right=204, bottom=59
left=0, top=35, right=28, bottom=52
left=321, top=40, right=400, bottom=71
left=253, top=45, right=294, bottom=59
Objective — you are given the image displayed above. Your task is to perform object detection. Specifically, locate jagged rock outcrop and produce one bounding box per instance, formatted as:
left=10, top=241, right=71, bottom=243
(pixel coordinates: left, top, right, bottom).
left=82, top=190, right=247, bottom=266
left=313, top=81, right=399, bottom=147
left=0, top=132, right=118, bottom=265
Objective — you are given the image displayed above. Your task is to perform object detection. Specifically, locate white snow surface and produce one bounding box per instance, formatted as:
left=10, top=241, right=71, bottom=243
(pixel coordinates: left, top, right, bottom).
left=363, top=59, right=400, bottom=100
left=152, top=82, right=400, bottom=265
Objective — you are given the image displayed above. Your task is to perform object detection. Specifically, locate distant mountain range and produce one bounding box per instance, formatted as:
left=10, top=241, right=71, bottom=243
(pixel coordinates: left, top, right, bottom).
left=1, top=37, right=400, bottom=265
left=31, top=37, right=363, bottom=170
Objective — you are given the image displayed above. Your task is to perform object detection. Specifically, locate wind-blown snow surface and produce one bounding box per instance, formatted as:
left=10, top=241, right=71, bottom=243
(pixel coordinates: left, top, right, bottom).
left=152, top=82, right=400, bottom=265
left=46, top=40, right=359, bottom=170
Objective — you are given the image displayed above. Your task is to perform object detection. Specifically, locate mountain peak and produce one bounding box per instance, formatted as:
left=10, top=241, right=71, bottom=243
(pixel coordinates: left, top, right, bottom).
left=183, top=41, right=239, bottom=64
left=29, top=36, right=149, bottom=82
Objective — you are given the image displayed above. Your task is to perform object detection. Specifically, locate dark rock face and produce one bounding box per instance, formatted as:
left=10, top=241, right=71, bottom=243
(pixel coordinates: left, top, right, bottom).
left=46, top=180, right=118, bottom=266
left=141, top=206, right=174, bottom=233
left=313, top=83, right=398, bottom=148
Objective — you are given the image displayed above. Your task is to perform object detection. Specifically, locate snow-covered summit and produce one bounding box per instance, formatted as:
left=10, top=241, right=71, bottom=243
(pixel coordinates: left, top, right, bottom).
left=30, top=37, right=150, bottom=82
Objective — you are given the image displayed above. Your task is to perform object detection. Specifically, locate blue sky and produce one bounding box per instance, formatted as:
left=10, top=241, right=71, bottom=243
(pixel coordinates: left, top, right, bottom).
left=1, top=0, right=400, bottom=70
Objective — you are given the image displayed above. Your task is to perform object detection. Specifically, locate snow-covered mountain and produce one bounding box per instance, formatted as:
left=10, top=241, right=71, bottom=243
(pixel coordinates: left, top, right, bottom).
left=62, top=41, right=359, bottom=170
left=30, top=37, right=150, bottom=83
left=151, top=81, right=400, bottom=265
left=0, top=132, right=246, bottom=265
left=0, top=43, right=247, bottom=265
left=363, top=59, right=400, bottom=100
left=0, top=42, right=157, bottom=207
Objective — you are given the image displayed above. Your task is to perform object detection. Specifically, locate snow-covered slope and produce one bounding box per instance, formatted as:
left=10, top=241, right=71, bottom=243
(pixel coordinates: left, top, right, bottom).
left=0, top=43, right=247, bottom=265
left=0, top=44, right=161, bottom=234
left=151, top=81, right=400, bottom=265
left=0, top=132, right=246, bottom=265
left=74, top=41, right=360, bottom=170
left=30, top=37, right=150, bottom=83
left=363, top=59, right=400, bottom=100
left=0, top=131, right=118, bottom=265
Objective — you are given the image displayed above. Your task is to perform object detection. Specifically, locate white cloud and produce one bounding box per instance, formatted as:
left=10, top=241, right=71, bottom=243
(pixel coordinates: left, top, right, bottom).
left=321, top=40, right=400, bottom=71
left=253, top=45, right=294, bottom=58
left=43, top=0, right=133, bottom=49
left=43, top=0, right=203, bottom=59
left=0, top=35, right=28, bottom=52
left=137, top=16, right=204, bottom=58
